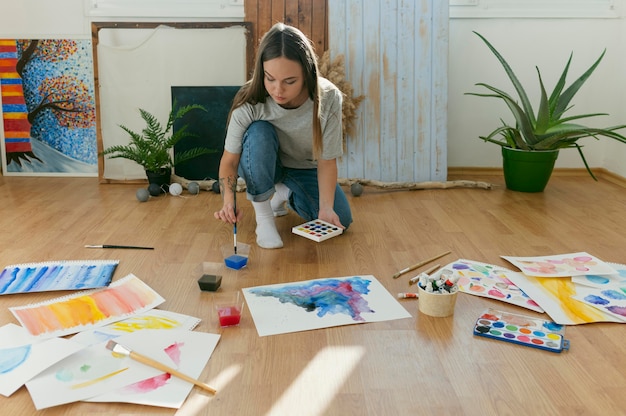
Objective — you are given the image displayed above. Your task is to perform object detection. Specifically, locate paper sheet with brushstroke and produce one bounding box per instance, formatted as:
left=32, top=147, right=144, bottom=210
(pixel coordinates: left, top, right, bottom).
left=26, top=329, right=220, bottom=410
left=84, top=329, right=220, bottom=409
left=0, top=323, right=85, bottom=397
left=571, top=262, right=626, bottom=288
left=0, top=260, right=119, bottom=295
left=243, top=275, right=412, bottom=337
left=10, top=274, right=165, bottom=338
left=439, top=259, right=544, bottom=312
left=505, top=271, right=623, bottom=325
left=71, top=309, right=202, bottom=347
left=570, top=280, right=626, bottom=322
left=501, top=252, right=617, bottom=277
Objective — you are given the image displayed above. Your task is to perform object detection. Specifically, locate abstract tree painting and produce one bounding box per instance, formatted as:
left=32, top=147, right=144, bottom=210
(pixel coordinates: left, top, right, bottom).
left=0, top=38, right=97, bottom=175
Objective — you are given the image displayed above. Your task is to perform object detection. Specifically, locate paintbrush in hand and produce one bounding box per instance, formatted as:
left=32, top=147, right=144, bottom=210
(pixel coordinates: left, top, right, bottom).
left=105, top=340, right=216, bottom=394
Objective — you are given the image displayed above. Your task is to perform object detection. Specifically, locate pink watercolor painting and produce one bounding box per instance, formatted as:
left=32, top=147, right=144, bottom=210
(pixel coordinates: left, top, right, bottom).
left=83, top=329, right=220, bottom=409
left=501, top=252, right=617, bottom=277
left=10, top=274, right=164, bottom=338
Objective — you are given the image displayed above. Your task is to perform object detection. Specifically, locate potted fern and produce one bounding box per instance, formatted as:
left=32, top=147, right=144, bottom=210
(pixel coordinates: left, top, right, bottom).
left=466, top=31, right=626, bottom=192
left=101, top=102, right=216, bottom=189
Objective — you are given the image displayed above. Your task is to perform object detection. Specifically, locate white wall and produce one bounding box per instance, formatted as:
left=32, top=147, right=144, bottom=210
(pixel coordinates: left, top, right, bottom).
left=448, top=8, right=626, bottom=178
left=2, top=0, right=626, bottom=177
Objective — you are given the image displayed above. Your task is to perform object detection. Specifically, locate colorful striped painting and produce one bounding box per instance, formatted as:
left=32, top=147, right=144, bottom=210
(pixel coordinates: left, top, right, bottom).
left=0, top=40, right=32, bottom=155
left=0, top=260, right=118, bottom=295
left=10, top=274, right=164, bottom=338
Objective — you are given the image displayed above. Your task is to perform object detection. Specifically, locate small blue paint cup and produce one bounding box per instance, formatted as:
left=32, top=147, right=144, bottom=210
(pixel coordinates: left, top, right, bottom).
left=222, top=243, right=250, bottom=270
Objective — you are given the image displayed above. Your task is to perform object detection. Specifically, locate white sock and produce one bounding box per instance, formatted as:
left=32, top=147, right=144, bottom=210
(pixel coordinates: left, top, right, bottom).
left=271, top=183, right=290, bottom=217
left=252, top=200, right=283, bottom=249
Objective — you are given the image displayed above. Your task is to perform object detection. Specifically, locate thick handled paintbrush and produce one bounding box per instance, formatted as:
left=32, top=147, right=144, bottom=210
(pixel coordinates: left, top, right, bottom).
left=106, top=340, right=216, bottom=394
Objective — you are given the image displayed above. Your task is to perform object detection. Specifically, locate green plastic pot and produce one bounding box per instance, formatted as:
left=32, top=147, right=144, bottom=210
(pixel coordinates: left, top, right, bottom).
left=501, top=147, right=559, bottom=192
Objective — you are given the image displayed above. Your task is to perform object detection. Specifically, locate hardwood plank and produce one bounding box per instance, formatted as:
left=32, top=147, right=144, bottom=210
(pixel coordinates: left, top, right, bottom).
left=0, top=173, right=625, bottom=415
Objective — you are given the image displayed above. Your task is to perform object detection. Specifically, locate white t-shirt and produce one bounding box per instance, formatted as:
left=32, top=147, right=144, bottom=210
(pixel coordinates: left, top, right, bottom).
left=224, top=77, right=343, bottom=169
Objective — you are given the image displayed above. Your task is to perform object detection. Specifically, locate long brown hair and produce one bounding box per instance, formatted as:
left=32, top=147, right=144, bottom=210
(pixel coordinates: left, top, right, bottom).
left=229, top=23, right=323, bottom=159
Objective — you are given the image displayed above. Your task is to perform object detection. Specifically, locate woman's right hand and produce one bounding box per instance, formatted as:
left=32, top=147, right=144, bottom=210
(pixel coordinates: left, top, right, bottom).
left=214, top=201, right=240, bottom=224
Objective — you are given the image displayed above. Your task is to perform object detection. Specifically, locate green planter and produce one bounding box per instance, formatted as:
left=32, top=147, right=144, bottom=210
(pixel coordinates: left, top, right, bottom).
left=501, top=147, right=559, bottom=193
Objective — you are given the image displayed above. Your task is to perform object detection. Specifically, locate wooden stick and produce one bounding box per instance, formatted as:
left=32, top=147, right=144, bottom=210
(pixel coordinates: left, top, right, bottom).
left=337, top=178, right=493, bottom=190
left=392, top=251, right=451, bottom=279
left=422, top=263, right=442, bottom=275
left=408, top=263, right=442, bottom=286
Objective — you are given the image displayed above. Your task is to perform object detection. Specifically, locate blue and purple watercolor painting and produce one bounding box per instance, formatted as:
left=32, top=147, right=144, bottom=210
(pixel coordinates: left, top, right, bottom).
left=243, top=275, right=412, bottom=337
left=572, top=263, right=626, bottom=322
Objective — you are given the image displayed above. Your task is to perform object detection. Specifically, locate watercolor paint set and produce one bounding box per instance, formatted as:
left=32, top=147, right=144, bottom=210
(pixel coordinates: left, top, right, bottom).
left=473, top=308, right=570, bottom=353
left=292, top=219, right=343, bottom=242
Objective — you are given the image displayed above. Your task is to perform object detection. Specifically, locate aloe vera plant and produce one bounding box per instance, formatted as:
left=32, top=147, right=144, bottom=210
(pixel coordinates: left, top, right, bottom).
left=466, top=31, right=626, bottom=179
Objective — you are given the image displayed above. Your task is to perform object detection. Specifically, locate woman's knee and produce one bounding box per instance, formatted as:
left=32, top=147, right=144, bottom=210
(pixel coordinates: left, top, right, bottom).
left=243, top=121, right=277, bottom=146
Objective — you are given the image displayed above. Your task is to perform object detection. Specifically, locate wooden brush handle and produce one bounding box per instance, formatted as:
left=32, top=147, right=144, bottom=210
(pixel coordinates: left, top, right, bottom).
left=129, top=351, right=216, bottom=394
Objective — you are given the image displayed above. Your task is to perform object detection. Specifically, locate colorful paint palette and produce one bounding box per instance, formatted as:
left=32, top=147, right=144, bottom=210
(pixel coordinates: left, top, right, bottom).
left=292, top=219, right=343, bottom=242
left=473, top=308, right=570, bottom=353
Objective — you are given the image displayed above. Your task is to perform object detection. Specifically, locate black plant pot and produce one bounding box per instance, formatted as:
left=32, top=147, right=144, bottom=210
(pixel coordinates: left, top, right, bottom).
left=145, top=169, right=171, bottom=193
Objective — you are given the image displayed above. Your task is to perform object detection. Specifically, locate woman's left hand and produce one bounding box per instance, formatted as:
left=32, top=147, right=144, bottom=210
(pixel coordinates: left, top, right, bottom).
left=318, top=207, right=345, bottom=229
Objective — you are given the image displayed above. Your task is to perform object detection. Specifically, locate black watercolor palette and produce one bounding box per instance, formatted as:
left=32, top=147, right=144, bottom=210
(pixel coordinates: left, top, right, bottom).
left=292, top=219, right=343, bottom=242
left=473, top=308, right=570, bottom=353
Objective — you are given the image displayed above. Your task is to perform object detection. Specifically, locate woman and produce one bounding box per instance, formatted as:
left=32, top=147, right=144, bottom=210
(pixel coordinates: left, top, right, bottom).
left=214, top=23, right=352, bottom=249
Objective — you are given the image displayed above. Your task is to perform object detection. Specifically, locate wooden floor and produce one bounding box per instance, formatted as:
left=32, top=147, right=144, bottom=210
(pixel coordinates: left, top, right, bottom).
left=1, top=172, right=626, bottom=415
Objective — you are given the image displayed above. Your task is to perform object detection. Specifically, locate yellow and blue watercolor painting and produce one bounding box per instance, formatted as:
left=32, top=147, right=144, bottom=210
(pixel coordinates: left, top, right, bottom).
left=506, top=262, right=626, bottom=325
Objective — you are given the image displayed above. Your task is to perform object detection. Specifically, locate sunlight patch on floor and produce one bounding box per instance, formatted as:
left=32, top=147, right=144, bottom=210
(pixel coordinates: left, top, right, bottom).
left=266, top=346, right=365, bottom=416
left=175, top=364, right=242, bottom=415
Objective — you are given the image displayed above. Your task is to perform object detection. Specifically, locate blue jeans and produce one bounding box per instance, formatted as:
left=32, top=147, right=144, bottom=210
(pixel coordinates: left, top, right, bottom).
left=238, top=121, right=353, bottom=229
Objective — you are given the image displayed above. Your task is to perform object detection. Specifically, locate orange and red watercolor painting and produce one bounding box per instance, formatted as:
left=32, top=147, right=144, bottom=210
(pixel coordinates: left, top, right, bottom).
left=10, top=274, right=164, bottom=338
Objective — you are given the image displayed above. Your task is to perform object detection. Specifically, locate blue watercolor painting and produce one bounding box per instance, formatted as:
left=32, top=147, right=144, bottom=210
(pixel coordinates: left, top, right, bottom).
left=0, top=323, right=85, bottom=397
left=249, top=277, right=374, bottom=321
left=0, top=260, right=118, bottom=295
left=0, top=345, right=31, bottom=374
left=243, top=275, right=412, bottom=337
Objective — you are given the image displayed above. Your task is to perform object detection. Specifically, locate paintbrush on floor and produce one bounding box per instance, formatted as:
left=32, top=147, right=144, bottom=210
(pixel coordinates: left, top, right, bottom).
left=106, top=340, right=216, bottom=394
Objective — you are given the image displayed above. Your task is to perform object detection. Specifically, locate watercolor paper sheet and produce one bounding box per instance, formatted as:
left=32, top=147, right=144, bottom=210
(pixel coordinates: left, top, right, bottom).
left=0, top=260, right=118, bottom=295
left=0, top=324, right=85, bottom=397
left=501, top=252, right=617, bottom=277
left=26, top=329, right=219, bottom=410
left=570, top=281, right=626, bottom=322
left=10, top=273, right=164, bottom=338
left=571, top=262, right=626, bottom=288
left=84, top=329, right=220, bottom=408
left=505, top=271, right=623, bottom=325
left=71, top=309, right=202, bottom=347
left=439, top=259, right=543, bottom=312
left=243, top=275, right=412, bottom=337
